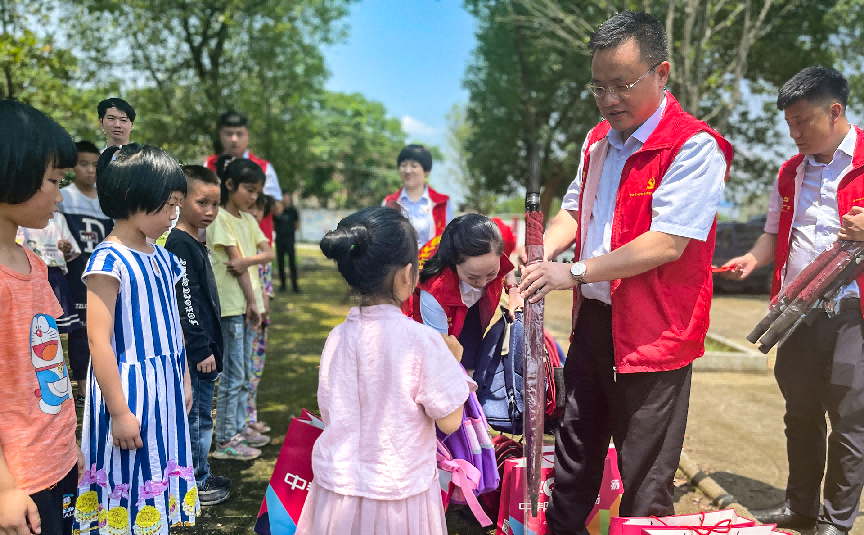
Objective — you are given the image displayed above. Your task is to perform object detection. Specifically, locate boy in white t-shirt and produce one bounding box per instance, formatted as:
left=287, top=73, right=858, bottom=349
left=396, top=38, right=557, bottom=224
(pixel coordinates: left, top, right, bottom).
left=58, top=141, right=114, bottom=405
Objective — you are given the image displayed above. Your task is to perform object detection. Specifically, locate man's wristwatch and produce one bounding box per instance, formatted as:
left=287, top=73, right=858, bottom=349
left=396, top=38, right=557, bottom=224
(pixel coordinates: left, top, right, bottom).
left=570, top=262, right=587, bottom=285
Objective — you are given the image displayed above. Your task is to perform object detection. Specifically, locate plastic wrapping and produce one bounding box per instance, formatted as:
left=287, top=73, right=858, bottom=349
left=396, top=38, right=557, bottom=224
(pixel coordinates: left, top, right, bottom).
left=523, top=208, right=546, bottom=520
left=752, top=240, right=864, bottom=353
left=747, top=239, right=851, bottom=343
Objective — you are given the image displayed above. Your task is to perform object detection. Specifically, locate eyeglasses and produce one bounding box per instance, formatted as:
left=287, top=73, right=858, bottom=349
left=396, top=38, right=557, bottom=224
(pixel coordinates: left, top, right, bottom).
left=589, top=62, right=663, bottom=99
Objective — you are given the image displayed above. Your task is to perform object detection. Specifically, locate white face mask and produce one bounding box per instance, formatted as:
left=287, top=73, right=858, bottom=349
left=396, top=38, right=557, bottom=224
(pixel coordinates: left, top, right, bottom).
left=459, top=280, right=484, bottom=308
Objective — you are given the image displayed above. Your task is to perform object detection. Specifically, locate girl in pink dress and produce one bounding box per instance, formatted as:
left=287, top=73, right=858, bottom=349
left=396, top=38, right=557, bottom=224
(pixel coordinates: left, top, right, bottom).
left=297, top=206, right=473, bottom=535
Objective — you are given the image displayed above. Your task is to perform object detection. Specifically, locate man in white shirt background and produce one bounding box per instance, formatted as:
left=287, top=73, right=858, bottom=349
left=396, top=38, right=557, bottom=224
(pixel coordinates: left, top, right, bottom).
left=97, top=97, right=134, bottom=148
left=725, top=67, right=864, bottom=535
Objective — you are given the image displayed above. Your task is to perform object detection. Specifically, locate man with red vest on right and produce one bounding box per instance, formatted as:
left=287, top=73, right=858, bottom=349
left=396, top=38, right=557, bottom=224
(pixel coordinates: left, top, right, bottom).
left=725, top=67, right=864, bottom=535
left=519, top=11, right=732, bottom=534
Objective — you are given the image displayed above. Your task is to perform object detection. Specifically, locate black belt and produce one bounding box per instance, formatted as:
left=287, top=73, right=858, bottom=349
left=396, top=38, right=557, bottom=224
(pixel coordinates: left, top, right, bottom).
left=583, top=298, right=611, bottom=310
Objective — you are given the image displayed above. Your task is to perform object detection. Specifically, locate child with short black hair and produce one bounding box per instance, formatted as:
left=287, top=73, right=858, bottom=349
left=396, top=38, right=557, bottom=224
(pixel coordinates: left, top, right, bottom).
left=74, top=143, right=199, bottom=533
left=207, top=156, right=274, bottom=460
left=296, top=206, right=470, bottom=535
left=0, top=98, right=83, bottom=535
left=165, top=165, right=232, bottom=506
left=60, top=139, right=113, bottom=405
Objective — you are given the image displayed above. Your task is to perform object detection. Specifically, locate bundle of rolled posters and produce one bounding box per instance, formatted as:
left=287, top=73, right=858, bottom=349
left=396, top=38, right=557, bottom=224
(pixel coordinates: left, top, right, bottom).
left=747, top=239, right=864, bottom=353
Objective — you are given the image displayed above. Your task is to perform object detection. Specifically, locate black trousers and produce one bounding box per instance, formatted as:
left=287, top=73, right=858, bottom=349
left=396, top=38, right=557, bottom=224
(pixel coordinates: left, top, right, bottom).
left=774, top=299, right=864, bottom=530
left=548, top=299, right=692, bottom=535
left=30, top=464, right=78, bottom=535
left=66, top=326, right=90, bottom=383
left=276, top=240, right=298, bottom=292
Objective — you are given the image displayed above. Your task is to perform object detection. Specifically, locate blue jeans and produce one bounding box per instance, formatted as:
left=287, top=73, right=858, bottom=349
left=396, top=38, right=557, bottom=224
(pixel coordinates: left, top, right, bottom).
left=188, top=369, right=216, bottom=485
left=214, top=315, right=255, bottom=443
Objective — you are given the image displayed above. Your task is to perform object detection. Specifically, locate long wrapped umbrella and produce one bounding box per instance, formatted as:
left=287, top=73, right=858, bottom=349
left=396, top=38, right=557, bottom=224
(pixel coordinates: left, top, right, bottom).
left=747, top=239, right=853, bottom=343
left=523, top=149, right=545, bottom=519
left=748, top=239, right=864, bottom=353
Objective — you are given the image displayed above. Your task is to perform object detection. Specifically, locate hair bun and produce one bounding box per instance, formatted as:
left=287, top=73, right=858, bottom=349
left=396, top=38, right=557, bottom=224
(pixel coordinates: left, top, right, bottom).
left=320, top=223, right=371, bottom=263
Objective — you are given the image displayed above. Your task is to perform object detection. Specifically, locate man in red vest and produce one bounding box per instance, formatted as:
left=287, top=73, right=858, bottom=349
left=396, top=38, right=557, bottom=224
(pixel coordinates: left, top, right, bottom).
left=204, top=111, right=283, bottom=203
left=724, top=67, right=864, bottom=535
left=519, top=11, right=732, bottom=534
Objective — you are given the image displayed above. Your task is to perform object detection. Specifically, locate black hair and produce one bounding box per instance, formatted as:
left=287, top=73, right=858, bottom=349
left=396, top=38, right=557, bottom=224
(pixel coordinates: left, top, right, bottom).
left=321, top=206, right=419, bottom=300
left=589, top=11, right=668, bottom=65
left=97, top=98, right=136, bottom=123
left=96, top=144, right=187, bottom=219
left=215, top=156, right=266, bottom=206
left=253, top=193, right=274, bottom=218
left=420, top=214, right=503, bottom=284
left=182, top=165, right=220, bottom=187
left=218, top=110, right=248, bottom=129
left=75, top=140, right=100, bottom=156
left=777, top=67, right=850, bottom=111
left=397, top=144, right=433, bottom=173
left=0, top=99, right=77, bottom=205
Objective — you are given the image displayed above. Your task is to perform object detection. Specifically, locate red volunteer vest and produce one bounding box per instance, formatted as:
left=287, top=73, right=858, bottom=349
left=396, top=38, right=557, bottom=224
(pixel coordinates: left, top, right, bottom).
left=573, top=94, right=733, bottom=373
left=412, top=255, right=514, bottom=338
left=383, top=186, right=450, bottom=241
left=772, top=126, right=864, bottom=319
left=205, top=151, right=270, bottom=176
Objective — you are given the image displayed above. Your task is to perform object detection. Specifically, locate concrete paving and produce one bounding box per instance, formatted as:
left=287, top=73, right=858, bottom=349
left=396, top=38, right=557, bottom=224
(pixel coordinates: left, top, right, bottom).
left=686, top=371, right=864, bottom=534
left=543, top=292, right=864, bottom=532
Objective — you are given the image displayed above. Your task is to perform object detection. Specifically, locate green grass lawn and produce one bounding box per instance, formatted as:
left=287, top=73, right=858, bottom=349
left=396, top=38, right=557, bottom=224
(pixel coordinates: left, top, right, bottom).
left=178, top=251, right=350, bottom=533
left=72, top=248, right=498, bottom=534
left=69, top=247, right=731, bottom=534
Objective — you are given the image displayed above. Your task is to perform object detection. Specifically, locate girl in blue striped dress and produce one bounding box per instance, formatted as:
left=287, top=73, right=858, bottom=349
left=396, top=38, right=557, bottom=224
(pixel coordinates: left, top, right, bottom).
left=74, top=144, right=198, bottom=535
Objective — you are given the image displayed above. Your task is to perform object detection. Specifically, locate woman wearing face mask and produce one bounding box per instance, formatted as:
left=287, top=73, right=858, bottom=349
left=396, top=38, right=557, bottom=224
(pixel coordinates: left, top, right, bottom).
left=411, top=213, right=524, bottom=503
left=382, top=144, right=453, bottom=249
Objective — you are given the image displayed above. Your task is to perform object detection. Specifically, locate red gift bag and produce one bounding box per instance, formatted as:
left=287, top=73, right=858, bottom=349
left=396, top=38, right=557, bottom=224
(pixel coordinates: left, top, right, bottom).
left=641, top=526, right=778, bottom=535
left=587, top=446, right=624, bottom=535
left=496, top=445, right=555, bottom=535
left=497, top=445, right=623, bottom=535
left=610, top=510, right=756, bottom=535
left=254, top=411, right=324, bottom=535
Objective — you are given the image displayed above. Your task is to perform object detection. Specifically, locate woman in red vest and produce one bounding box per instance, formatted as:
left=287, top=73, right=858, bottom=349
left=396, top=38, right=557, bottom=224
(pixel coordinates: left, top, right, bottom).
left=383, top=144, right=453, bottom=249
left=413, top=214, right=521, bottom=349
left=411, top=214, right=523, bottom=500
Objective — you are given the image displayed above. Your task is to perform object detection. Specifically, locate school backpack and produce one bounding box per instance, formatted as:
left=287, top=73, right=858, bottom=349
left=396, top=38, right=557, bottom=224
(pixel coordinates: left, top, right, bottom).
left=473, top=309, right=566, bottom=434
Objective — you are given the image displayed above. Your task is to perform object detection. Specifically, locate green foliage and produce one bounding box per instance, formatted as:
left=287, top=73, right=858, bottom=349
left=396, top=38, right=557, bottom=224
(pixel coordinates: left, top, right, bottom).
left=446, top=103, right=498, bottom=214
left=0, top=0, right=102, bottom=141
left=462, top=0, right=598, bottom=216
left=460, top=0, right=856, bottom=211
left=304, top=91, right=408, bottom=208
left=63, top=0, right=357, bottom=192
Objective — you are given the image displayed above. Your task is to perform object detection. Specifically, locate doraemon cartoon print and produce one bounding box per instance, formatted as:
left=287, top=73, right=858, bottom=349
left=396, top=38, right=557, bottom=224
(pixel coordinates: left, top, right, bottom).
left=31, top=314, right=71, bottom=414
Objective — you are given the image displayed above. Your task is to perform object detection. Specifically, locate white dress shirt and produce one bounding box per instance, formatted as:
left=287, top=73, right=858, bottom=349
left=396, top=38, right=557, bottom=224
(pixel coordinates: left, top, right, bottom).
left=764, top=126, right=859, bottom=299
left=386, top=186, right=455, bottom=247
left=202, top=149, right=283, bottom=199
left=562, top=96, right=728, bottom=304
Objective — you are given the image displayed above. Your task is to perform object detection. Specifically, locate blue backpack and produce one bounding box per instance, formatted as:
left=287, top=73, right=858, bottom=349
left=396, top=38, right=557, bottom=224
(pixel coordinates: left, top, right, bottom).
left=472, top=310, right=526, bottom=434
